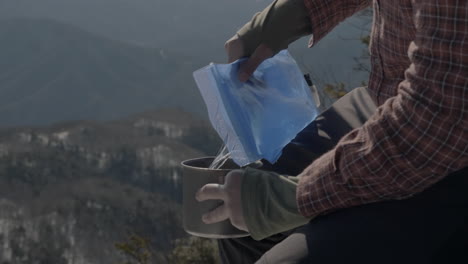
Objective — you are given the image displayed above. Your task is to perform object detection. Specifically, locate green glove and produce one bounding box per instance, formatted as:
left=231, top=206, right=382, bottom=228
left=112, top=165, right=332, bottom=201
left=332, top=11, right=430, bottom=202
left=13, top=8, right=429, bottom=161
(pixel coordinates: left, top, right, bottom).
left=241, top=167, right=312, bottom=241
left=236, top=0, right=312, bottom=57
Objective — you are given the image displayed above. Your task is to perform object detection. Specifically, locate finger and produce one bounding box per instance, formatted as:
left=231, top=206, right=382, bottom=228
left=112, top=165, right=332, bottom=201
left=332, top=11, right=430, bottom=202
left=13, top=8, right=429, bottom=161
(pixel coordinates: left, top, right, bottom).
left=238, top=43, right=273, bottom=82
left=202, top=204, right=229, bottom=224
left=195, top=184, right=225, bottom=202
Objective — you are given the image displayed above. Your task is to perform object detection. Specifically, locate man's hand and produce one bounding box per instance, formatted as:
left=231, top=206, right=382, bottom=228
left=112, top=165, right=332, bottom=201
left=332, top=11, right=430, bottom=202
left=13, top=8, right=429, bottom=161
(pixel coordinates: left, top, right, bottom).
left=195, top=169, right=248, bottom=232
left=225, top=34, right=273, bottom=83
left=225, top=0, right=312, bottom=82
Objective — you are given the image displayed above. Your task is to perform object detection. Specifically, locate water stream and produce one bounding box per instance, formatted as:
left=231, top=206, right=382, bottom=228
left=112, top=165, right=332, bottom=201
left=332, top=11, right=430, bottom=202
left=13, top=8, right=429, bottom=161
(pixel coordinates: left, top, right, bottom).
left=208, top=145, right=231, bottom=170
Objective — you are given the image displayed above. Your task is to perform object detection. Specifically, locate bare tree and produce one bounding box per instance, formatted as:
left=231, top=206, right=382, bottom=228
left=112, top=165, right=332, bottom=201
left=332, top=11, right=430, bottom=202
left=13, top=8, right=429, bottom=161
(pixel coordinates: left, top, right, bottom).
left=297, top=8, right=373, bottom=110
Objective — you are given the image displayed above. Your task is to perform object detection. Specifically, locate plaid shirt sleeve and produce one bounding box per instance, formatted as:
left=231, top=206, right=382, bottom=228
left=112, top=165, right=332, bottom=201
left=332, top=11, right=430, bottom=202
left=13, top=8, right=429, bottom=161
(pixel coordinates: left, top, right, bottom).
left=297, top=1, right=468, bottom=218
left=303, top=0, right=371, bottom=46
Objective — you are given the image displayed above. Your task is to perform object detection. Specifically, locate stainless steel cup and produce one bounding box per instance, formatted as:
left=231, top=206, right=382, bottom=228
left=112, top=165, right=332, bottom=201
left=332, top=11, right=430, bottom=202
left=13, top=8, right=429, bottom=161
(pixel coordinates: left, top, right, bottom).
left=181, top=157, right=255, bottom=238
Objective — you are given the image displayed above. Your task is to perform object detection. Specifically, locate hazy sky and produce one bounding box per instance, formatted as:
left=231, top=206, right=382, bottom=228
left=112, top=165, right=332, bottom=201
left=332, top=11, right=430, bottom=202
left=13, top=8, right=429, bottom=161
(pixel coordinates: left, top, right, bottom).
left=0, top=0, right=371, bottom=124
left=0, top=0, right=370, bottom=82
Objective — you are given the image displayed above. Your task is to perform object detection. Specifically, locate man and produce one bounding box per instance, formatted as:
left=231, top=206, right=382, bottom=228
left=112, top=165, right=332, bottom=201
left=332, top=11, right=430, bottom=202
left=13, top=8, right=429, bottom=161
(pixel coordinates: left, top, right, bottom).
left=196, top=0, right=468, bottom=263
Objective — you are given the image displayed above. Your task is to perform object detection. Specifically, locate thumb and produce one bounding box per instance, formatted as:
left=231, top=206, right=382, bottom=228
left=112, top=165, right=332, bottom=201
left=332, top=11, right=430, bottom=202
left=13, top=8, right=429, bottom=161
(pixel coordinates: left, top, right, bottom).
left=238, top=43, right=273, bottom=82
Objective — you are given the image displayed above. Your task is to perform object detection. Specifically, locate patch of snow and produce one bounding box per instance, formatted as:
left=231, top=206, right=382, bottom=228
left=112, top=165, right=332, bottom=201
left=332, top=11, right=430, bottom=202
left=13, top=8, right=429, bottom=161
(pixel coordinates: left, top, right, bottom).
left=37, top=134, right=49, bottom=145
left=97, top=152, right=110, bottom=169
left=137, top=145, right=179, bottom=168
left=54, top=131, right=70, bottom=141
left=134, top=119, right=184, bottom=138
left=87, top=200, right=103, bottom=210
left=171, top=169, right=180, bottom=184
left=18, top=132, right=32, bottom=143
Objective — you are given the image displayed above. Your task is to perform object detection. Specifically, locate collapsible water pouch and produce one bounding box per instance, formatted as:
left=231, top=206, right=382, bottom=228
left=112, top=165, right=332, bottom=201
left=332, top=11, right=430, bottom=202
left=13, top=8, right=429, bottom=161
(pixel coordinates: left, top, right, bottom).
left=193, top=50, right=319, bottom=166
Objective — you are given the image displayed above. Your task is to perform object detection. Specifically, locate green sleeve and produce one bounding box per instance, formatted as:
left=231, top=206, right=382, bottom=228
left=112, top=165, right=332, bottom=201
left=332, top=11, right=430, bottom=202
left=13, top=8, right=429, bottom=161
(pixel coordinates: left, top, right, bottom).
left=236, top=0, right=312, bottom=57
left=241, top=167, right=312, bottom=241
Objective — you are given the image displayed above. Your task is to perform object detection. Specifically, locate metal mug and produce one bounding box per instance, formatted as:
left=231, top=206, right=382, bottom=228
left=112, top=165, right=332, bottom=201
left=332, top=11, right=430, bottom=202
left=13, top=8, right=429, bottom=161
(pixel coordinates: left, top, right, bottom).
left=181, top=156, right=260, bottom=238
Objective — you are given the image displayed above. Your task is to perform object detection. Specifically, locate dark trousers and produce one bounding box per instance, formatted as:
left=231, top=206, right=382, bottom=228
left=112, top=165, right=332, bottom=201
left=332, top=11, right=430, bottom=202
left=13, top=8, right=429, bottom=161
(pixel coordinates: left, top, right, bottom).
left=217, top=87, right=468, bottom=264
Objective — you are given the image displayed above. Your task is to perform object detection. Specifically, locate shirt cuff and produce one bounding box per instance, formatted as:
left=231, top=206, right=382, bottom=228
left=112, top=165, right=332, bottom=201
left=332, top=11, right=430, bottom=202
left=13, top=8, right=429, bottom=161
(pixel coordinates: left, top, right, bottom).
left=241, top=167, right=312, bottom=241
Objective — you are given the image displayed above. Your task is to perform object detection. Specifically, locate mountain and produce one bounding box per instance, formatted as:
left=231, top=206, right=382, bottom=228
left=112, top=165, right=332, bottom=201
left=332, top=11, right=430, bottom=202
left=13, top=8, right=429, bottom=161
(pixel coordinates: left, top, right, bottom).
left=0, top=18, right=207, bottom=128
left=0, top=0, right=372, bottom=97
left=0, top=0, right=267, bottom=61
left=0, top=108, right=221, bottom=197
left=0, top=109, right=222, bottom=263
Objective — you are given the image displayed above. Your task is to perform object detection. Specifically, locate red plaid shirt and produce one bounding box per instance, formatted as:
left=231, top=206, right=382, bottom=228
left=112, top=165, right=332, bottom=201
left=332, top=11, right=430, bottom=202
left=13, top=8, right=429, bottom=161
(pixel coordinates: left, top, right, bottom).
left=297, top=0, right=468, bottom=218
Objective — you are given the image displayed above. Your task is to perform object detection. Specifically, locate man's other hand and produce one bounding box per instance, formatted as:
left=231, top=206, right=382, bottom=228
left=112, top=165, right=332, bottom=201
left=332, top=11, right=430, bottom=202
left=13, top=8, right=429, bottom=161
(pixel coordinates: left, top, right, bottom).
left=195, top=169, right=248, bottom=232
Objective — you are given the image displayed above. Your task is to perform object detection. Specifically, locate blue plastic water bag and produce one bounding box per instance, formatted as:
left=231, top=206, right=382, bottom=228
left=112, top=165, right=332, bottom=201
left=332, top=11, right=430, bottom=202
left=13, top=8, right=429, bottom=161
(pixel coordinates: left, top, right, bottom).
left=193, top=50, right=319, bottom=167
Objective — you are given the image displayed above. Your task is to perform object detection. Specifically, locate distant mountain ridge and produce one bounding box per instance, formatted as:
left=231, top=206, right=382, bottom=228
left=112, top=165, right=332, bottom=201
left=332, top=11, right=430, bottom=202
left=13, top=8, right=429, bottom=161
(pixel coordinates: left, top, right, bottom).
left=0, top=0, right=267, bottom=60
left=0, top=108, right=221, bottom=263
left=0, top=18, right=206, bottom=127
